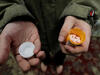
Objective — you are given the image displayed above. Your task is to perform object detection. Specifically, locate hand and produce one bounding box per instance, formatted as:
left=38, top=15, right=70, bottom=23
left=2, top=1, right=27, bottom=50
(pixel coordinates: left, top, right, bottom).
left=0, top=21, right=45, bottom=71
left=58, top=16, right=91, bottom=54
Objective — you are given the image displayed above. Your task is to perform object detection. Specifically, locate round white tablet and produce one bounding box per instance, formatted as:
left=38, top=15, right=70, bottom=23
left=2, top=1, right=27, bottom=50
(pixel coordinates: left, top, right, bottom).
left=18, top=42, right=35, bottom=58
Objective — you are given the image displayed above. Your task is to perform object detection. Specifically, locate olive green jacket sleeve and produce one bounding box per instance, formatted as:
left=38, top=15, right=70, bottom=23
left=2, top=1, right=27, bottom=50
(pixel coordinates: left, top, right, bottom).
left=59, top=0, right=100, bottom=37
left=0, top=0, right=34, bottom=32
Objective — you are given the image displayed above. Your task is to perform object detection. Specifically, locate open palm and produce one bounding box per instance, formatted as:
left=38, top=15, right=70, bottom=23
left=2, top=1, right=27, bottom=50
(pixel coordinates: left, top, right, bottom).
left=0, top=21, right=45, bottom=71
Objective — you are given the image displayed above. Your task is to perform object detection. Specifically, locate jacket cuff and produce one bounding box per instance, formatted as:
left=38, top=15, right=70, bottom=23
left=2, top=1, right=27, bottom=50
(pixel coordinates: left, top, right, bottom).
left=59, top=3, right=93, bottom=20
left=0, top=3, right=35, bottom=32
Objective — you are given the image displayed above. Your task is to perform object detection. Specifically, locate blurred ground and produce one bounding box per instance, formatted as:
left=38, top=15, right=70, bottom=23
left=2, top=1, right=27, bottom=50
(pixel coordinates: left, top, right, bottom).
left=0, top=37, right=100, bottom=75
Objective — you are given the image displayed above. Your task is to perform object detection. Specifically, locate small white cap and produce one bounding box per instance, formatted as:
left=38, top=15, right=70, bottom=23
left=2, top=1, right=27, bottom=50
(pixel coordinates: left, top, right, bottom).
left=19, top=42, right=35, bottom=58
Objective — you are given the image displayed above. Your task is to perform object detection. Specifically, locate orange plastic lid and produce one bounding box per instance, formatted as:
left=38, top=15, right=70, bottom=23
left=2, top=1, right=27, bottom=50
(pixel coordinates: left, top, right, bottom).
left=66, top=27, right=85, bottom=45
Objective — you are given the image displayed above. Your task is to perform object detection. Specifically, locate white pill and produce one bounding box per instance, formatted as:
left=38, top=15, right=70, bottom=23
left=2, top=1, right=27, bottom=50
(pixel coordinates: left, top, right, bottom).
left=18, top=42, right=35, bottom=58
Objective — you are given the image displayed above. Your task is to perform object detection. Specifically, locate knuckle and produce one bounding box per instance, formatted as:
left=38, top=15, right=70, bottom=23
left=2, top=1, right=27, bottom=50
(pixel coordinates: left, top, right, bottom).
left=60, top=28, right=68, bottom=37
left=84, top=48, right=88, bottom=52
left=22, top=66, right=30, bottom=72
left=65, top=16, right=74, bottom=20
left=16, top=55, right=23, bottom=62
left=19, top=61, right=30, bottom=71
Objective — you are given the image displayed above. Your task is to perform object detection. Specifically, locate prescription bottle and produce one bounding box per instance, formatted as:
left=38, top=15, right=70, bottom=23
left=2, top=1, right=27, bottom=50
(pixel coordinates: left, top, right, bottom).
left=66, top=27, right=85, bottom=45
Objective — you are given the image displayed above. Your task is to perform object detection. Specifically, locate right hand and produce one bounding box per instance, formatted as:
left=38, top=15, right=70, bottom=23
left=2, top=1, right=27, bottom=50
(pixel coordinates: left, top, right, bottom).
left=0, top=21, right=45, bottom=71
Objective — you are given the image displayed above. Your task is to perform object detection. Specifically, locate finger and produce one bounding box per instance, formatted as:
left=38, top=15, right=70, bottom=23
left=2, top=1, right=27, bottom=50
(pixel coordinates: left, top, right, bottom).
left=28, top=58, right=40, bottom=66
left=60, top=44, right=67, bottom=54
left=64, top=44, right=86, bottom=53
left=16, top=55, right=30, bottom=71
left=58, top=16, right=76, bottom=42
left=0, top=35, right=11, bottom=64
left=36, top=51, right=46, bottom=59
left=34, top=39, right=41, bottom=54
left=82, top=27, right=91, bottom=52
left=81, top=40, right=90, bottom=52
left=28, top=26, right=41, bottom=54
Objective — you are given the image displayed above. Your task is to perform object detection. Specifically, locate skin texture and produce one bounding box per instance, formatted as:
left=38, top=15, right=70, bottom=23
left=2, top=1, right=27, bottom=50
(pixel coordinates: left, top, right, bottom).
left=0, top=16, right=91, bottom=74
left=59, top=16, right=91, bottom=54
left=0, top=21, right=45, bottom=71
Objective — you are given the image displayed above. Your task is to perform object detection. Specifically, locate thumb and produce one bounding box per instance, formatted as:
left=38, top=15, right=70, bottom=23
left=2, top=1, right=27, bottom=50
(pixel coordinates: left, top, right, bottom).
left=58, top=16, right=75, bottom=42
left=0, top=34, right=11, bottom=64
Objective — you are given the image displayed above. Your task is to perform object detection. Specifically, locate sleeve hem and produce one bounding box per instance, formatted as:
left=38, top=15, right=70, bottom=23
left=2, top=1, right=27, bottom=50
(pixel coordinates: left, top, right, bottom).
left=59, top=3, right=93, bottom=20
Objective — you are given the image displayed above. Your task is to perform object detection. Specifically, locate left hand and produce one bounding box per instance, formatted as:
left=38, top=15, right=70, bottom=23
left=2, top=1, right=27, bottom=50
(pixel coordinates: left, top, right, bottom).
left=58, top=16, right=91, bottom=54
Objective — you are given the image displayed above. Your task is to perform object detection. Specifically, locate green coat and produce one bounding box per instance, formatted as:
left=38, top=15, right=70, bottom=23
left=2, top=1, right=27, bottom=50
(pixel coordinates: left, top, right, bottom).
left=0, top=0, right=100, bottom=74
left=0, top=0, right=100, bottom=56
left=0, top=0, right=100, bottom=75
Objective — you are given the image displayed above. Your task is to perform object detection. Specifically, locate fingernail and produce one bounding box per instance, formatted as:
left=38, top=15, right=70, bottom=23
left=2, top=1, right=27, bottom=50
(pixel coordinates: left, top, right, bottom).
left=58, top=36, right=64, bottom=42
